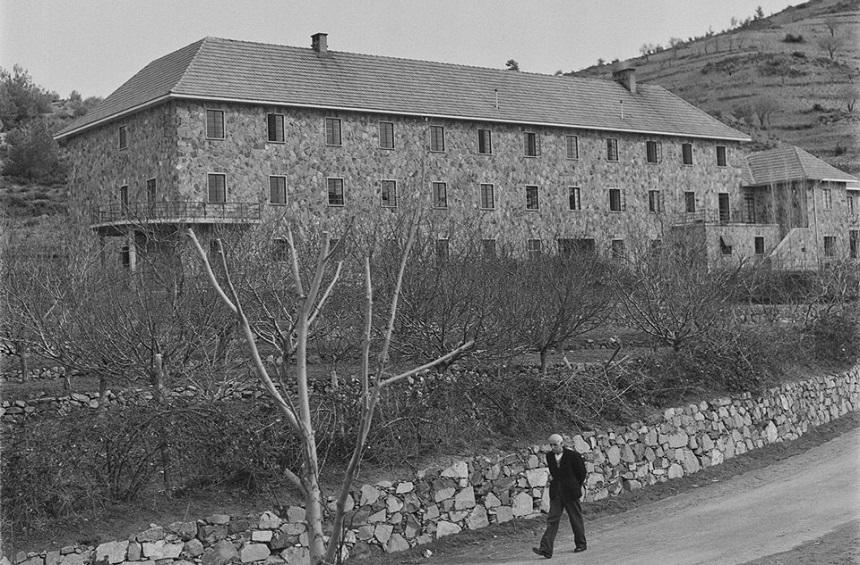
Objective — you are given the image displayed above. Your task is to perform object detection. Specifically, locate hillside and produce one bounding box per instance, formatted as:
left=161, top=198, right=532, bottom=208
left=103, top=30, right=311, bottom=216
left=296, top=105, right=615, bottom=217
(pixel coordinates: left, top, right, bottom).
left=572, top=0, right=860, bottom=173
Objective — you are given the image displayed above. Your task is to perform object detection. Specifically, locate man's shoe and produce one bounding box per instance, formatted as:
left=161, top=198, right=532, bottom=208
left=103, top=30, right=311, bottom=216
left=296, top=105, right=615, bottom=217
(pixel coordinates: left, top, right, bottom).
left=532, top=547, right=552, bottom=558
left=573, top=546, right=587, bottom=553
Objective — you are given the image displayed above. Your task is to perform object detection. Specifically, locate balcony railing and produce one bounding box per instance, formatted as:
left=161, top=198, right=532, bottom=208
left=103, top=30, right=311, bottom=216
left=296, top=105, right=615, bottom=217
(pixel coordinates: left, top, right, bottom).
left=91, top=201, right=261, bottom=226
left=673, top=210, right=757, bottom=226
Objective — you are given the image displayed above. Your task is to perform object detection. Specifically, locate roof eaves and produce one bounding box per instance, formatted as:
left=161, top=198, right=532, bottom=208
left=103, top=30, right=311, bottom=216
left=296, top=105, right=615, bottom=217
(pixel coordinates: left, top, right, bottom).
left=54, top=94, right=173, bottom=141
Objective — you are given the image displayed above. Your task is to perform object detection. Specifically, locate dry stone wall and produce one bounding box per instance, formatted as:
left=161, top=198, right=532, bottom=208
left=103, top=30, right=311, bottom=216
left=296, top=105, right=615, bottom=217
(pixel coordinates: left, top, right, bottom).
left=4, top=366, right=857, bottom=564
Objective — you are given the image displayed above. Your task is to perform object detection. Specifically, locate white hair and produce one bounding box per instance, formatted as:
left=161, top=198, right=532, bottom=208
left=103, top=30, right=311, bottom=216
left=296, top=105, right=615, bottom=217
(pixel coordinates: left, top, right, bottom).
left=548, top=433, right=563, bottom=444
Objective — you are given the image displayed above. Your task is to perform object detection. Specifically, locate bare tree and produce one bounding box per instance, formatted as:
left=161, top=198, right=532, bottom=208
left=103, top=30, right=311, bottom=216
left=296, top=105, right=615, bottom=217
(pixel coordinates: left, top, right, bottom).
left=817, top=34, right=845, bottom=60
left=187, top=221, right=472, bottom=565
left=614, top=238, right=742, bottom=352
left=752, top=95, right=779, bottom=129
left=841, top=82, right=858, bottom=113
left=503, top=250, right=613, bottom=373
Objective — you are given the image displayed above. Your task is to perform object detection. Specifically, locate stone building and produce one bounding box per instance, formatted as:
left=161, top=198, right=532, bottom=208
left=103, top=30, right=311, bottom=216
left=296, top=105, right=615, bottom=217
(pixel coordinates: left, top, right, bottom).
left=55, top=34, right=856, bottom=269
left=740, top=145, right=860, bottom=269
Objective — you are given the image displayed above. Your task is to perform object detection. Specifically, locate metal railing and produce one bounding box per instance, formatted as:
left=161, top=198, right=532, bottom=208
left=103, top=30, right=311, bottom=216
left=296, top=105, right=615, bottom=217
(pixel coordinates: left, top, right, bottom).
left=672, top=210, right=757, bottom=225
left=91, top=201, right=261, bottom=225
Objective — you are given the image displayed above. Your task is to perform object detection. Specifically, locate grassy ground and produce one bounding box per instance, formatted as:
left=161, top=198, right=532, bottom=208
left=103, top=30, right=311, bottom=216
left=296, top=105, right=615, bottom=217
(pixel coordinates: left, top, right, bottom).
left=346, top=412, right=860, bottom=564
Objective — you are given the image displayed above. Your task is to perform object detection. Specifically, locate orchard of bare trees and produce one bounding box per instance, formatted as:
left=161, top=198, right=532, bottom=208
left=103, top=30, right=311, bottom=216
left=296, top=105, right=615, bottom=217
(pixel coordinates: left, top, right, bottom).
left=2, top=215, right=858, bottom=561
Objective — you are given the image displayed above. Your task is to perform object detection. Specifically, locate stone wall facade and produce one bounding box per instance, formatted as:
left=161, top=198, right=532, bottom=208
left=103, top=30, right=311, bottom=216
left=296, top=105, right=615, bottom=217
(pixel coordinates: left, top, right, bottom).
left=63, top=99, right=748, bottom=259
left=5, top=366, right=857, bottom=565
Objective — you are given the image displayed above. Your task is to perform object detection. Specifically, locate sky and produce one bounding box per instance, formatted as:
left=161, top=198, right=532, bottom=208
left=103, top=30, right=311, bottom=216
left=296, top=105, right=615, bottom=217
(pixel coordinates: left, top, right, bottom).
left=1, top=0, right=799, bottom=99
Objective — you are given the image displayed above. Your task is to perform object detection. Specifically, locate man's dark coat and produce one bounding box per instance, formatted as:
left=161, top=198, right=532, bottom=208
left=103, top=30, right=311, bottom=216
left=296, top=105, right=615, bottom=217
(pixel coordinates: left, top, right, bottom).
left=547, top=447, right=586, bottom=501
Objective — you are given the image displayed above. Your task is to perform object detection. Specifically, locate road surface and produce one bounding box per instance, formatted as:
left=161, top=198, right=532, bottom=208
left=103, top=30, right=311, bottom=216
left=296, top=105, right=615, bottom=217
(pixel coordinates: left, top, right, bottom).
left=432, top=427, right=860, bottom=565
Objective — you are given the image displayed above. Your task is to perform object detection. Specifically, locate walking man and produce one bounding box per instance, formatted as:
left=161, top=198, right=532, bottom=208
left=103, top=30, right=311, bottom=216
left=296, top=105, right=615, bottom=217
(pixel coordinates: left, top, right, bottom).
left=533, top=433, right=587, bottom=558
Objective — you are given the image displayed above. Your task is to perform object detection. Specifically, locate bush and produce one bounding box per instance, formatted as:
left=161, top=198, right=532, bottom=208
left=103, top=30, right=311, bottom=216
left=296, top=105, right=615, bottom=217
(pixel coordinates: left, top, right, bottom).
left=783, top=33, right=805, bottom=43
left=806, top=309, right=860, bottom=364
left=632, top=326, right=786, bottom=404
left=1, top=118, right=67, bottom=183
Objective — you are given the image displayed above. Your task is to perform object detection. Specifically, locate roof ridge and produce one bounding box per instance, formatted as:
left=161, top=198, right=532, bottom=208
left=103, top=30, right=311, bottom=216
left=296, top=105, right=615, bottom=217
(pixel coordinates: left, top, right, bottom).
left=201, top=35, right=629, bottom=87
left=171, top=37, right=212, bottom=94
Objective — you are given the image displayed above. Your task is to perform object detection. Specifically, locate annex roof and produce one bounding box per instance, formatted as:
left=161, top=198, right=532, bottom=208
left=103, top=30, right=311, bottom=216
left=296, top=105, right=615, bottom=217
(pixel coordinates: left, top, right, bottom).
left=56, top=36, right=750, bottom=142
left=744, top=145, right=859, bottom=186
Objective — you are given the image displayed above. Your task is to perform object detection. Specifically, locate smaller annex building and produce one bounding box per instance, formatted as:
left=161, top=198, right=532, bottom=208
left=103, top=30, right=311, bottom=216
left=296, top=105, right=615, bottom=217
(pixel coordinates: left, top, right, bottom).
left=54, top=34, right=858, bottom=270
left=741, top=145, right=859, bottom=270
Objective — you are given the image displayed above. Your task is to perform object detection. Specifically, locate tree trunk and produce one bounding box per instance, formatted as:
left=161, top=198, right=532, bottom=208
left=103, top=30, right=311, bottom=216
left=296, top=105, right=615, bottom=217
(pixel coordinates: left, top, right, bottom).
left=18, top=343, right=29, bottom=383
left=153, top=353, right=173, bottom=496
left=540, top=348, right=549, bottom=375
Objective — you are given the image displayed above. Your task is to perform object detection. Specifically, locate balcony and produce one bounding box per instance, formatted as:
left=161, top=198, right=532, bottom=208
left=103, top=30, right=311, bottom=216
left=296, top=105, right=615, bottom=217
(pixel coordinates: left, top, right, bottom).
left=673, top=210, right=757, bottom=226
left=91, top=201, right=262, bottom=233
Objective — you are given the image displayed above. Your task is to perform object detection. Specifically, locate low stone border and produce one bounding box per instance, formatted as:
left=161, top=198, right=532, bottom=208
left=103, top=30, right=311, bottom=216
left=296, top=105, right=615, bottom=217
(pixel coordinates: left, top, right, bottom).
left=3, top=366, right=857, bottom=564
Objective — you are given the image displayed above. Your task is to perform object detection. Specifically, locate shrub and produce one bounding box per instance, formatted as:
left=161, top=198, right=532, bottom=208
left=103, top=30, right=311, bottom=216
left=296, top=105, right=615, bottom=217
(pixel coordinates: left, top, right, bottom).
left=1, top=118, right=67, bottom=183
left=632, top=326, right=786, bottom=404
left=783, top=33, right=805, bottom=43
left=806, top=309, right=860, bottom=364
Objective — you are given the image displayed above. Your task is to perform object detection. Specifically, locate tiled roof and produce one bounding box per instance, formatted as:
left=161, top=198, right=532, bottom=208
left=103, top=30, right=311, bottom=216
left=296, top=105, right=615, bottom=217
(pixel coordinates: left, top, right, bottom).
left=744, top=145, right=859, bottom=186
left=57, top=36, right=750, bottom=141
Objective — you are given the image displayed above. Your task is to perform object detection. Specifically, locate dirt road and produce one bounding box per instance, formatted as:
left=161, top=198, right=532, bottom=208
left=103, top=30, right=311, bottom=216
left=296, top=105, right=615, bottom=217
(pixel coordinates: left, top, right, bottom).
left=430, top=428, right=860, bottom=565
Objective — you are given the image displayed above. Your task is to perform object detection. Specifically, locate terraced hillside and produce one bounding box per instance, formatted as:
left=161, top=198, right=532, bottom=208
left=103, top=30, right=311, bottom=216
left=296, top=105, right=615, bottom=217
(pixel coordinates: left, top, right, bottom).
left=572, top=0, right=860, bottom=173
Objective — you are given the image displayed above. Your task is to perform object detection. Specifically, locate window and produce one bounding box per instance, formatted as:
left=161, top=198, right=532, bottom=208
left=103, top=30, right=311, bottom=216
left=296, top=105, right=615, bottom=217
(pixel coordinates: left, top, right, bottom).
left=648, top=190, right=662, bottom=213
left=823, top=188, right=832, bottom=209
left=824, top=236, right=836, bottom=257
left=716, top=145, right=727, bottom=167
left=208, top=174, right=226, bottom=203
left=272, top=238, right=289, bottom=261
left=119, top=185, right=129, bottom=215
left=848, top=195, right=855, bottom=215
left=267, top=114, right=285, bottom=142
left=120, top=245, right=130, bottom=268
left=645, top=140, right=662, bottom=163
left=430, top=125, right=445, bottom=152
left=850, top=230, right=859, bottom=259
left=381, top=180, right=397, bottom=207
left=745, top=194, right=756, bottom=222
left=118, top=125, right=127, bottom=150
left=478, top=129, right=492, bottom=154
left=379, top=121, right=394, bottom=149
left=565, top=135, right=579, bottom=160
left=685, top=191, right=696, bottom=213
left=480, top=184, right=495, bottom=209
left=609, top=188, right=624, bottom=212
left=611, top=239, right=625, bottom=259
left=146, top=178, right=157, bottom=204
left=682, top=143, right=693, bottom=165
left=558, top=239, right=575, bottom=257
left=525, top=185, right=539, bottom=210
left=718, top=193, right=730, bottom=224
left=755, top=236, right=765, bottom=255
left=435, top=238, right=449, bottom=262
left=524, top=132, right=540, bottom=157
left=606, top=138, right=619, bottom=162
left=209, top=240, right=220, bottom=257
left=206, top=109, right=224, bottom=139
left=327, top=178, right=344, bottom=206
left=482, top=239, right=496, bottom=259
left=720, top=235, right=733, bottom=256
left=569, top=186, right=581, bottom=211
left=527, top=238, right=542, bottom=258
left=432, top=182, right=447, bottom=209
left=325, top=118, right=342, bottom=146
left=269, top=176, right=287, bottom=205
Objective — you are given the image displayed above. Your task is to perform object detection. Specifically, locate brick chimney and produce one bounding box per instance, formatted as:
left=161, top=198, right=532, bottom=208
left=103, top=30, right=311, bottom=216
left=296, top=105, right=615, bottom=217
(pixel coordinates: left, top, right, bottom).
left=612, top=61, right=637, bottom=93
left=311, top=33, right=328, bottom=55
